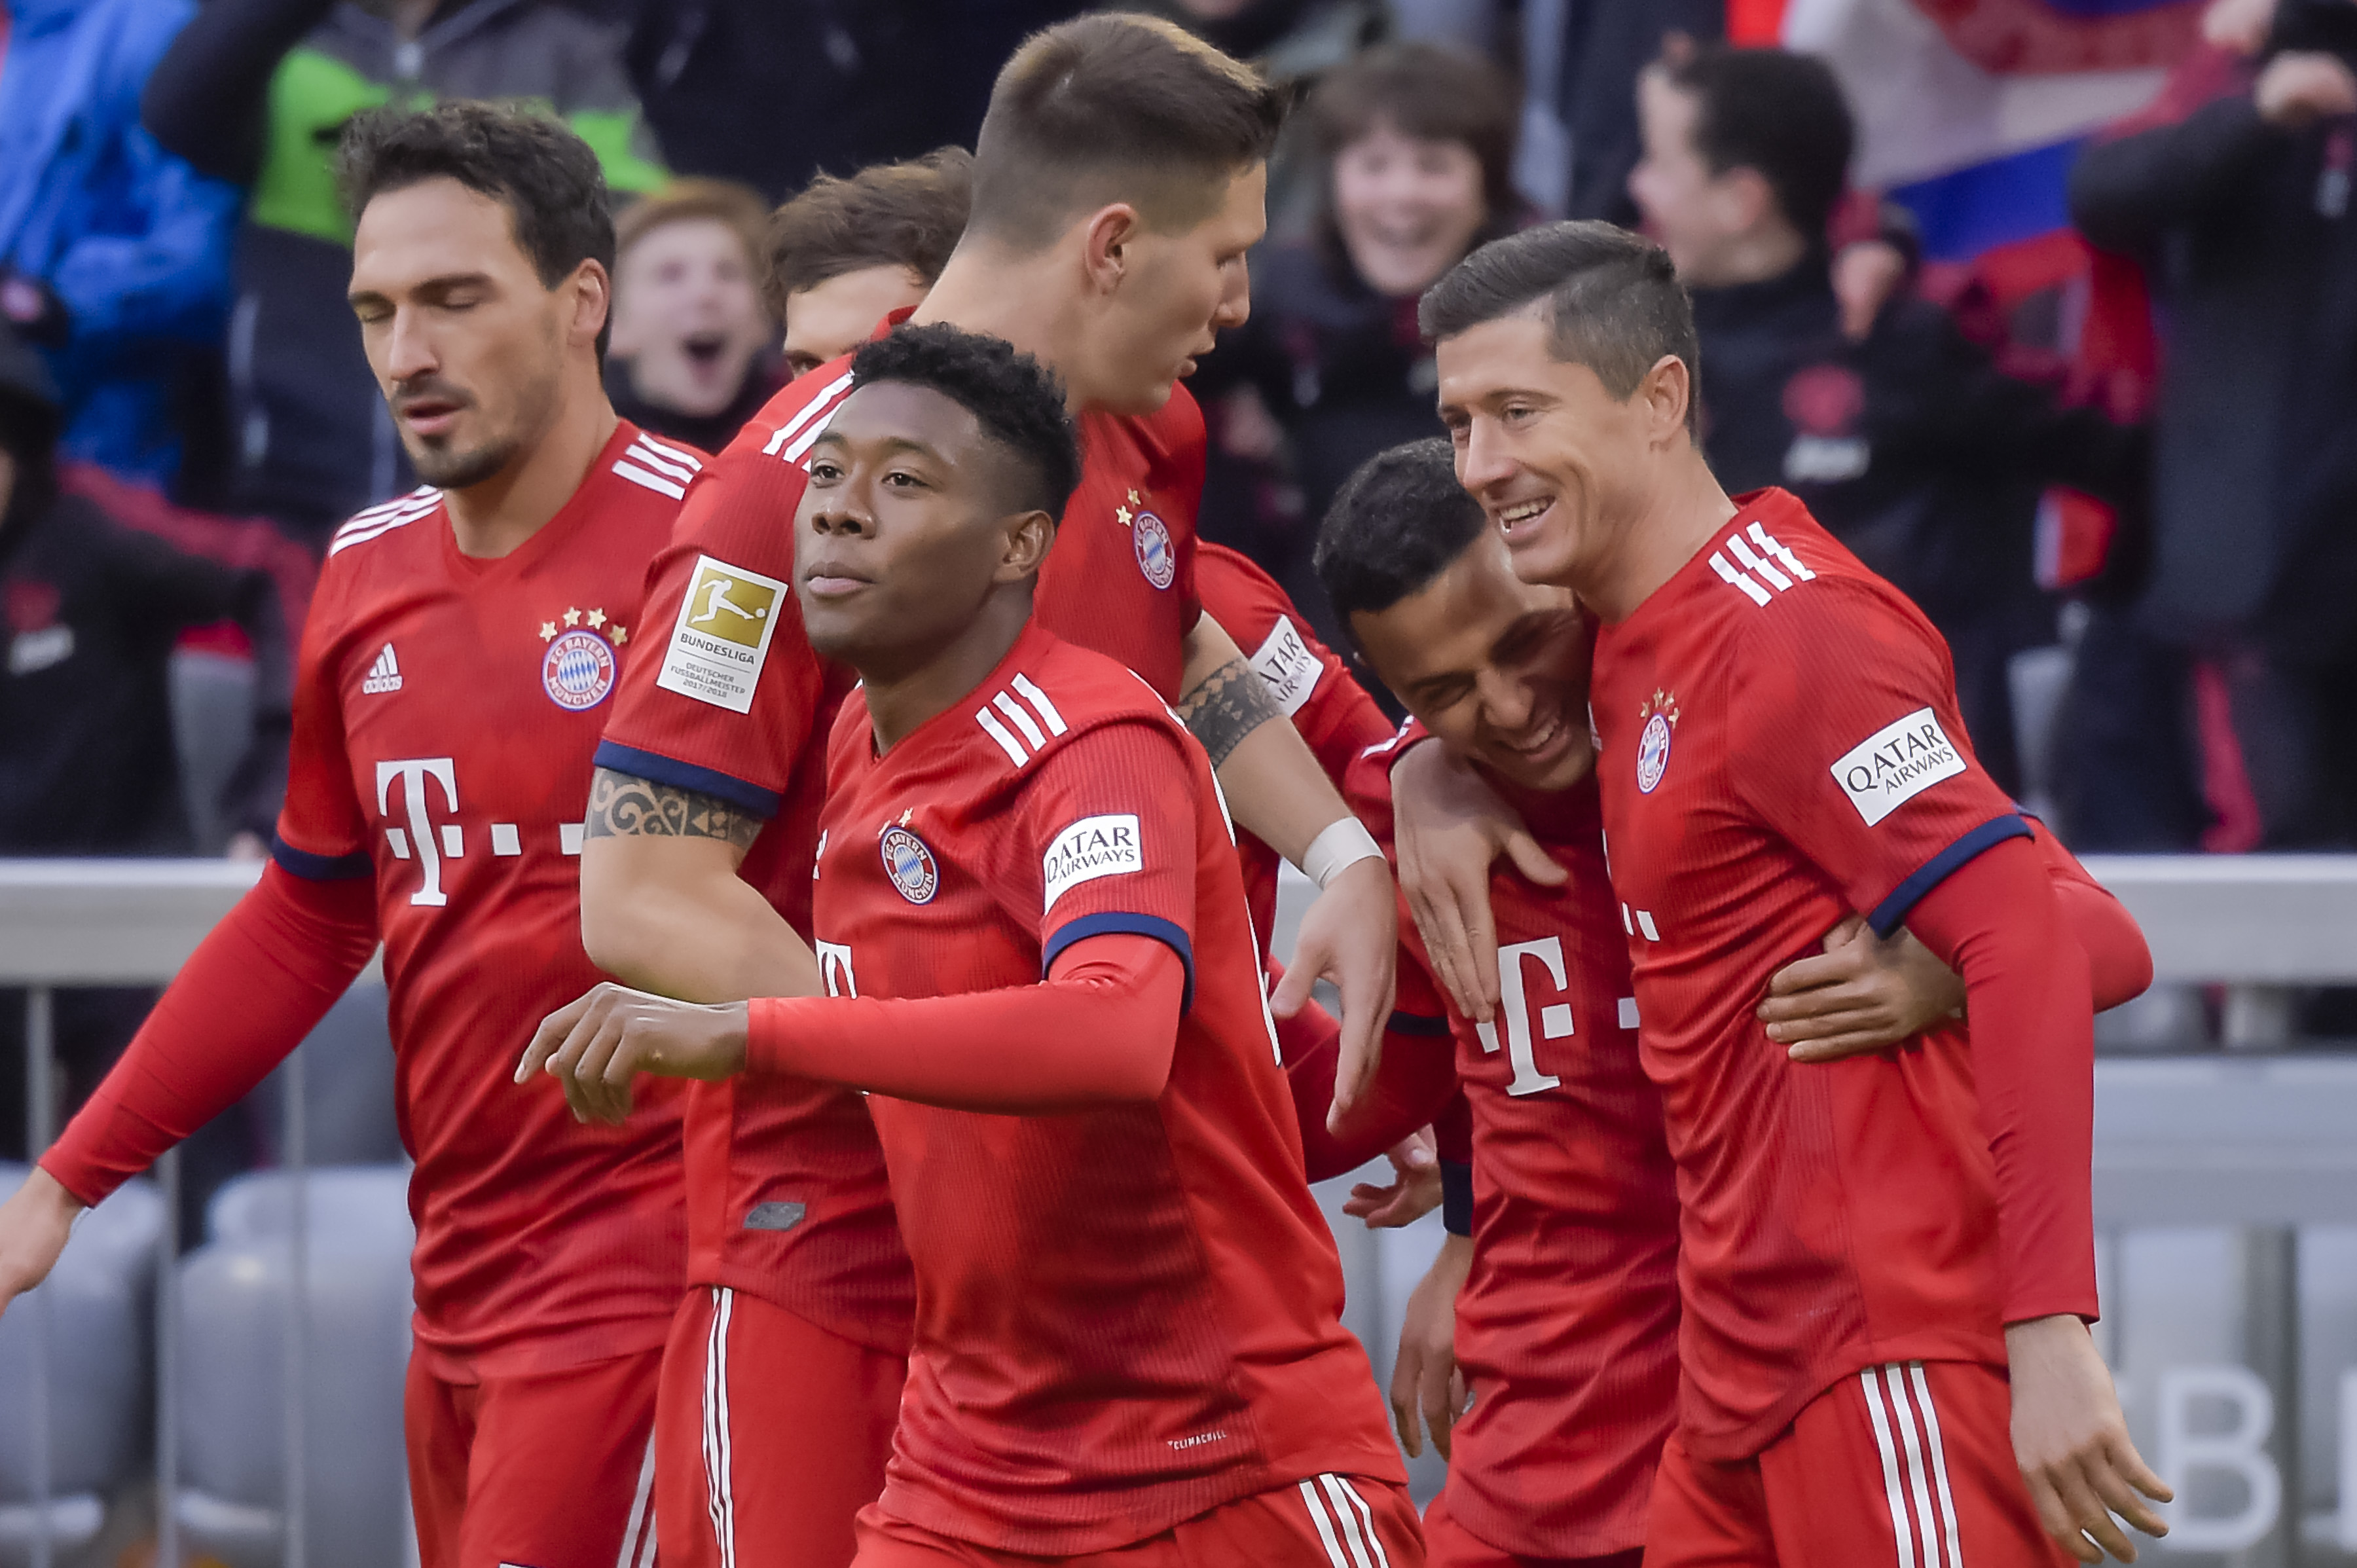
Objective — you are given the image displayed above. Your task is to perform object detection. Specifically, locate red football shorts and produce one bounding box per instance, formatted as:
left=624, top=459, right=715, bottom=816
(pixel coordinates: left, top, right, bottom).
left=405, top=1345, right=661, bottom=1568
left=850, top=1473, right=1424, bottom=1567
left=1421, top=1488, right=1641, bottom=1568
left=1645, top=1358, right=2075, bottom=1567
left=659, top=1285, right=907, bottom=1568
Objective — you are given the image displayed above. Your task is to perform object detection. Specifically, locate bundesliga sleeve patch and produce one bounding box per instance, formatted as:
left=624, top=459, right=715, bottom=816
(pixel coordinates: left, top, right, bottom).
left=1248, top=617, right=1323, bottom=718
left=1831, top=706, right=1967, bottom=825
left=1042, top=813, right=1144, bottom=913
left=656, top=555, right=787, bottom=713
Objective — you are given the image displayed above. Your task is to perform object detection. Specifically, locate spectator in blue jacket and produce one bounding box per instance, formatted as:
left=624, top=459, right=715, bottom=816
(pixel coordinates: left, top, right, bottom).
left=0, top=0, right=239, bottom=494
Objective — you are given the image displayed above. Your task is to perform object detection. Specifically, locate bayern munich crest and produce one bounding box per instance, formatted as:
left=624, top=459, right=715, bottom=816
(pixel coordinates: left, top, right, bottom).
left=1635, top=689, right=1679, bottom=795
left=879, top=826, right=939, bottom=904
left=542, top=629, right=617, bottom=711
left=1132, top=511, right=1176, bottom=591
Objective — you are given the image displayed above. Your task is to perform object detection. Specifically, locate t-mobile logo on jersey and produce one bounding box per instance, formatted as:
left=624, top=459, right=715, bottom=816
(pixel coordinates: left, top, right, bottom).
left=815, top=939, right=858, bottom=1000
left=373, top=757, right=586, bottom=907
left=1474, top=938, right=1571, bottom=1097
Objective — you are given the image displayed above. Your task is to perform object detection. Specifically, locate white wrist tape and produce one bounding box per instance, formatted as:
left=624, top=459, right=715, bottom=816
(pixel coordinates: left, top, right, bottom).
left=1302, top=816, right=1384, bottom=890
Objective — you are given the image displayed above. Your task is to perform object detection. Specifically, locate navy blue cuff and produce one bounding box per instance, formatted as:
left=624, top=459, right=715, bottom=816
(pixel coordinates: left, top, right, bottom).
left=1867, top=813, right=2034, bottom=937
left=270, top=834, right=372, bottom=881
left=1440, top=1160, right=1474, bottom=1237
left=1387, top=1010, right=1451, bottom=1037
left=1043, top=911, right=1196, bottom=1013
left=593, top=741, right=782, bottom=818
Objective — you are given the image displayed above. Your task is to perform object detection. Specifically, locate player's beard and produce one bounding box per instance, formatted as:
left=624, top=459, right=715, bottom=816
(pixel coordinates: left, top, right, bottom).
left=402, top=356, right=564, bottom=491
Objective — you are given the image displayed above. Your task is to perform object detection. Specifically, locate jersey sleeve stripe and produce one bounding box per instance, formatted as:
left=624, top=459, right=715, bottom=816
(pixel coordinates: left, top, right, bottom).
left=1042, top=911, right=1196, bottom=1013
left=975, top=706, right=1030, bottom=767
left=1011, top=674, right=1067, bottom=735
left=270, top=833, right=373, bottom=881
left=632, top=433, right=704, bottom=472
left=626, top=441, right=699, bottom=484
left=761, top=373, right=854, bottom=457
left=991, top=691, right=1048, bottom=749
left=612, top=460, right=689, bottom=500
left=592, top=740, right=784, bottom=818
left=1865, top=812, right=2033, bottom=937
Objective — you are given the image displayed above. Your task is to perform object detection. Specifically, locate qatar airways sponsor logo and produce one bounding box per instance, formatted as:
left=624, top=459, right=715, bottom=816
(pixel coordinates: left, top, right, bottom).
left=1248, top=617, right=1321, bottom=717
left=1831, top=707, right=1965, bottom=826
left=1041, top=813, right=1142, bottom=912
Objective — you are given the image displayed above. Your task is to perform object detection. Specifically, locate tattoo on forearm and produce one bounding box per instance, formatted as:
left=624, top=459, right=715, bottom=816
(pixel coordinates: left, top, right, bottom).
left=583, top=767, right=761, bottom=847
left=1179, top=656, right=1283, bottom=768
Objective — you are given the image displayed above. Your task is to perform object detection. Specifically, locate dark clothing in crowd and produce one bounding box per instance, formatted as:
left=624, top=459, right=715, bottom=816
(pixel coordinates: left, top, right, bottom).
left=601, top=356, right=782, bottom=460
left=1, top=466, right=302, bottom=855
left=2068, top=64, right=2357, bottom=846
left=141, top=0, right=663, bottom=543
left=581, top=0, right=1076, bottom=203
left=1691, top=258, right=2144, bottom=794
left=1194, top=241, right=1450, bottom=658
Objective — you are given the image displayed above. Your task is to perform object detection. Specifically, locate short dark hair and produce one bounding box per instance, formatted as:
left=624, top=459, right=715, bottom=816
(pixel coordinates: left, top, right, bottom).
left=849, top=323, right=1081, bottom=519
left=968, top=13, right=1286, bottom=249
left=336, top=101, right=617, bottom=352
left=1419, top=221, right=1702, bottom=431
left=1315, top=438, right=1488, bottom=633
left=1306, top=43, right=1520, bottom=241
left=763, top=148, right=974, bottom=319
left=1666, top=48, right=1854, bottom=244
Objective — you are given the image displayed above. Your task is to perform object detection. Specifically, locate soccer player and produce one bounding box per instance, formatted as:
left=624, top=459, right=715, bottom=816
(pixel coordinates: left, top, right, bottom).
left=576, top=21, right=1400, bottom=1568
left=1393, top=220, right=2170, bottom=1565
left=764, top=147, right=974, bottom=378
left=1287, top=436, right=2156, bottom=1568
left=0, top=104, right=692, bottom=1568
left=525, top=323, right=1421, bottom=1567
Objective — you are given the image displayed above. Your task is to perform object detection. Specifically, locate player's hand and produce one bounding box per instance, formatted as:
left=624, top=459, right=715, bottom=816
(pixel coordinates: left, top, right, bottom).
left=2007, top=1315, right=2172, bottom=1562
left=1391, top=1232, right=1472, bottom=1459
left=1389, top=740, right=1564, bottom=1023
left=519, top=983, right=749, bottom=1125
left=1342, top=1129, right=1440, bottom=1229
left=1273, top=852, right=1398, bottom=1130
left=1759, top=915, right=1964, bottom=1062
left=0, top=1167, right=82, bottom=1319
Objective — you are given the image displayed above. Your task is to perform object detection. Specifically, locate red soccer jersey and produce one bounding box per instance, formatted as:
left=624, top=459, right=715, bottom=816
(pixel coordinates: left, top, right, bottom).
left=271, top=422, right=694, bottom=1379
left=593, top=352, right=1213, bottom=1347
left=807, top=623, right=1400, bottom=1555
left=1589, top=488, right=2095, bottom=1459
left=1347, top=732, right=1680, bottom=1560
left=594, top=363, right=910, bottom=1353
left=1194, top=543, right=1391, bottom=952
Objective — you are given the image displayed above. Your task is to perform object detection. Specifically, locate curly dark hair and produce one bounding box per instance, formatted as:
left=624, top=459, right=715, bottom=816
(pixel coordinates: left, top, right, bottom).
left=335, top=101, right=616, bottom=352
left=1315, top=437, right=1488, bottom=636
left=850, top=323, right=1081, bottom=519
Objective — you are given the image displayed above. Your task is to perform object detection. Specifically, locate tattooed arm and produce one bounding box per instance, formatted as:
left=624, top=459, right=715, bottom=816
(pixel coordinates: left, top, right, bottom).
left=576, top=767, right=824, bottom=1004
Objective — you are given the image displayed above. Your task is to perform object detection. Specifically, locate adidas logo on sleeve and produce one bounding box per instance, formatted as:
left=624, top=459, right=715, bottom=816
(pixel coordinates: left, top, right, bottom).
left=362, top=643, right=403, bottom=695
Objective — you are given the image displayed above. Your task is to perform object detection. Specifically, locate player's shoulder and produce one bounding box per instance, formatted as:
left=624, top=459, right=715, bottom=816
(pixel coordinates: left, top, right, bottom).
left=325, top=485, right=443, bottom=564
left=1341, top=720, right=1416, bottom=844
left=1085, top=380, right=1205, bottom=466
left=1702, top=491, right=1933, bottom=650
left=605, top=424, right=710, bottom=511
left=964, top=629, right=1191, bottom=779
left=722, top=357, right=858, bottom=472
left=314, top=485, right=445, bottom=627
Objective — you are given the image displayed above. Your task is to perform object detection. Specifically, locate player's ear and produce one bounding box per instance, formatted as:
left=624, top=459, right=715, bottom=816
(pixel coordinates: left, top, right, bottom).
left=995, top=509, right=1057, bottom=582
left=1079, top=204, right=1142, bottom=296
left=567, top=258, right=612, bottom=354
left=1637, top=354, right=1691, bottom=450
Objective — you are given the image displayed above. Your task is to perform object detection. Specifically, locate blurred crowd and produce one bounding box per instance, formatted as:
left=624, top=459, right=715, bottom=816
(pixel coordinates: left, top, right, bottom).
left=0, top=0, right=2352, bottom=868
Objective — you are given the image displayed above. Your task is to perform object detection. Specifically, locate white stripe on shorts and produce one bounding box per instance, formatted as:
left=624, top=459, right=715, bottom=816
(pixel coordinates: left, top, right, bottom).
left=1325, top=1476, right=1393, bottom=1568
left=703, top=1286, right=739, bottom=1568
left=613, top=1432, right=655, bottom=1568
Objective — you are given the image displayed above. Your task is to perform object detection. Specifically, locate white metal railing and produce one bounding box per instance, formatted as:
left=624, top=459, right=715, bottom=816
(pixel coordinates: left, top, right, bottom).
left=8, top=856, right=2357, bottom=1564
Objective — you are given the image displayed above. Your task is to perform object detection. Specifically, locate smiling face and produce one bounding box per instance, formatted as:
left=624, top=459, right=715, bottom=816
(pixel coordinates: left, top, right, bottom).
left=1434, top=304, right=1679, bottom=598
left=608, top=215, right=770, bottom=418
left=348, top=177, right=597, bottom=490
left=794, top=379, right=1052, bottom=680
left=1071, top=161, right=1266, bottom=414
left=783, top=264, right=929, bottom=379
left=1331, top=120, right=1488, bottom=298
left=1351, top=526, right=1595, bottom=792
